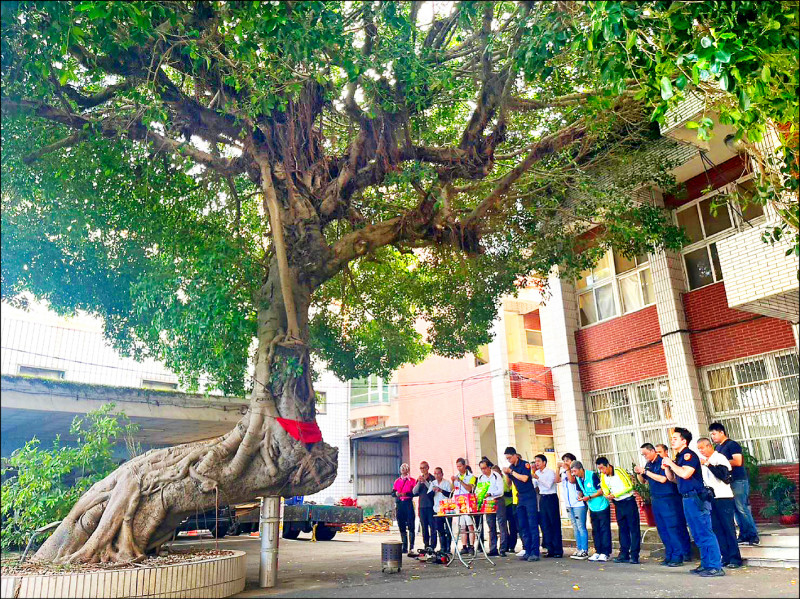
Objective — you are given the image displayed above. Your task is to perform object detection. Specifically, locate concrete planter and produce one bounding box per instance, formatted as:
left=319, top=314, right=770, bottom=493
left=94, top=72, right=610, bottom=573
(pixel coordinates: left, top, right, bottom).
left=1, top=550, right=246, bottom=598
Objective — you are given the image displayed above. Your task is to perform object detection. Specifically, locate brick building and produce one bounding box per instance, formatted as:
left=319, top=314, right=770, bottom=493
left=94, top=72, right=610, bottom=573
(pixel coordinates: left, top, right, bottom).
left=349, top=98, right=799, bottom=520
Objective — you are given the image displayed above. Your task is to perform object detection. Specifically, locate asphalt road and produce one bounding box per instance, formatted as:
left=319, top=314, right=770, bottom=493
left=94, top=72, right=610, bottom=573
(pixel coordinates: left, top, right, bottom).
left=174, top=532, right=799, bottom=598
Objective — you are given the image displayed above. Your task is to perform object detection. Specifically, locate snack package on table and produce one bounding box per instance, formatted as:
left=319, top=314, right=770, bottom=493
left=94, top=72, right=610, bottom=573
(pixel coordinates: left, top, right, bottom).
left=482, top=498, right=497, bottom=513
left=455, top=495, right=469, bottom=514
left=475, top=481, right=490, bottom=510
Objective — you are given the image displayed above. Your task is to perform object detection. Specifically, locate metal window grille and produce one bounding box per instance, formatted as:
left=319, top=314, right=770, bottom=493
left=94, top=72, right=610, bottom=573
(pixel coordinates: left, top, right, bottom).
left=701, top=349, right=799, bottom=464
left=588, top=377, right=675, bottom=469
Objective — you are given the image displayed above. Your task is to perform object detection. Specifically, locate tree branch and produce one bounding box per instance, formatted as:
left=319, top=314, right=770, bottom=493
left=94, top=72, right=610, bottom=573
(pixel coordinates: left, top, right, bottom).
left=21, top=131, right=87, bottom=164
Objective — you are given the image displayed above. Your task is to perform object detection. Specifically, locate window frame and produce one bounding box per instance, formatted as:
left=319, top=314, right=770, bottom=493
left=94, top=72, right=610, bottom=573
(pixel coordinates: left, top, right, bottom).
left=675, top=173, right=765, bottom=292
left=588, top=377, right=675, bottom=468
left=576, top=249, right=655, bottom=329
left=350, top=374, right=393, bottom=407
left=315, top=390, right=327, bottom=415
left=700, top=349, right=798, bottom=464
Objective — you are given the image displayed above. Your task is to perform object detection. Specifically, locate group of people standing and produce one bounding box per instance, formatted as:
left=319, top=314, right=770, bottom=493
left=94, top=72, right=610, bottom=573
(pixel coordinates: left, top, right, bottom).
left=392, top=421, right=761, bottom=578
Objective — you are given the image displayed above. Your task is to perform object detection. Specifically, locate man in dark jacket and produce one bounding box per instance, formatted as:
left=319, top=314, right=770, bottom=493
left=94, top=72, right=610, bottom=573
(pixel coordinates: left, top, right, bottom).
left=413, top=461, right=436, bottom=551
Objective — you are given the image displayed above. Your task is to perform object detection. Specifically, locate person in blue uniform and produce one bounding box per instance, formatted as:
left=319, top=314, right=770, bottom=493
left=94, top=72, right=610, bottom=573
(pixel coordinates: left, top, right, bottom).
left=502, top=447, right=540, bottom=562
left=662, top=427, right=725, bottom=577
left=634, top=443, right=692, bottom=566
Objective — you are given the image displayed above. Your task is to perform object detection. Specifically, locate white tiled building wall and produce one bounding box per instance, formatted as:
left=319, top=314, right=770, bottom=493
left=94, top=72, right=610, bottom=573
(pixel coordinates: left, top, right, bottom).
left=1, top=304, right=187, bottom=389
left=305, top=366, right=354, bottom=503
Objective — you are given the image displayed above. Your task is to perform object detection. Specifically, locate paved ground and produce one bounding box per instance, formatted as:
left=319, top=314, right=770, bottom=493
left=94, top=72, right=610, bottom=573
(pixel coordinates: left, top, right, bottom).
left=173, top=532, right=799, bottom=598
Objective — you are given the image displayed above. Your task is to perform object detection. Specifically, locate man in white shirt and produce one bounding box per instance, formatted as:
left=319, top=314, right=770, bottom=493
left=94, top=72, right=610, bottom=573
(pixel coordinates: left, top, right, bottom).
left=478, top=458, right=508, bottom=556
left=533, top=454, right=563, bottom=558
left=431, top=467, right=453, bottom=552
left=697, top=438, right=743, bottom=569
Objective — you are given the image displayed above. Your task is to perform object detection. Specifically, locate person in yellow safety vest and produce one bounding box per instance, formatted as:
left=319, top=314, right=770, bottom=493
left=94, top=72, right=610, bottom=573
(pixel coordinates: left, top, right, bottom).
left=596, top=457, right=641, bottom=564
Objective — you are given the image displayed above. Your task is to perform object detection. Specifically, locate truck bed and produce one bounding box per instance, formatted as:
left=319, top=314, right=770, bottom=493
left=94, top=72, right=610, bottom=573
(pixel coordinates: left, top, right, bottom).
left=283, top=504, right=363, bottom=524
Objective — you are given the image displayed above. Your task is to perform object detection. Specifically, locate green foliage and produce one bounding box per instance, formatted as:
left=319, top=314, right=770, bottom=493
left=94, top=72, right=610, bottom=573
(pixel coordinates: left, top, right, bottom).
left=1, top=1, right=706, bottom=390
left=631, top=469, right=652, bottom=505
left=0, top=404, right=138, bottom=551
left=759, top=473, right=799, bottom=518
left=741, top=445, right=761, bottom=492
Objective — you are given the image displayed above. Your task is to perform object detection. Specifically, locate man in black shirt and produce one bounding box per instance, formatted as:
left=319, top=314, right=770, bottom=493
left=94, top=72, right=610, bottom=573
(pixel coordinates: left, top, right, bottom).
left=709, top=422, right=760, bottom=546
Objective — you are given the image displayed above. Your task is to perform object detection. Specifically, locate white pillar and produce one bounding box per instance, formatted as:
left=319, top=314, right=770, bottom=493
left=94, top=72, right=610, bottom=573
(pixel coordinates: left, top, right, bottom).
left=259, top=497, right=281, bottom=588
left=488, top=310, right=516, bottom=462
left=650, top=248, right=708, bottom=437
left=540, top=270, right=592, bottom=462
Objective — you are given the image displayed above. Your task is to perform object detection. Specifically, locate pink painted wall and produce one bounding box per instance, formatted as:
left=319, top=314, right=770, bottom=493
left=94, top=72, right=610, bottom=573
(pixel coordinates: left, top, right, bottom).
left=395, top=353, right=495, bottom=479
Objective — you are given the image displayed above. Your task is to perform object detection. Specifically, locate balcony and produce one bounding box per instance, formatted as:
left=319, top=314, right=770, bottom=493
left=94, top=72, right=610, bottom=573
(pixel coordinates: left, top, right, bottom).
left=509, top=363, right=557, bottom=416
left=716, top=225, right=799, bottom=323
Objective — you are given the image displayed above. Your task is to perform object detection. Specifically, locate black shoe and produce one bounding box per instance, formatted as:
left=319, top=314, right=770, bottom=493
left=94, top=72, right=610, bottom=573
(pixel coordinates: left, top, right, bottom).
left=519, top=553, right=531, bottom=561
left=690, top=566, right=707, bottom=575
left=700, top=568, right=725, bottom=577
left=629, top=558, right=640, bottom=564
left=408, top=551, right=418, bottom=558
left=544, top=553, right=557, bottom=558
left=659, top=560, right=671, bottom=566
left=682, top=555, right=693, bottom=562
left=613, top=556, right=630, bottom=563
left=527, top=554, right=540, bottom=562
left=499, top=551, right=507, bottom=557
left=487, top=550, right=499, bottom=557
left=724, top=562, right=743, bottom=569
left=667, top=561, right=684, bottom=567
left=460, top=546, right=470, bottom=555
left=749, top=539, right=761, bottom=546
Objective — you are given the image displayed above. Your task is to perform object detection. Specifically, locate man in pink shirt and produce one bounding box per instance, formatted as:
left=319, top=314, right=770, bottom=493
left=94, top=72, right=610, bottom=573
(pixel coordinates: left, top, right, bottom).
left=393, top=463, right=417, bottom=556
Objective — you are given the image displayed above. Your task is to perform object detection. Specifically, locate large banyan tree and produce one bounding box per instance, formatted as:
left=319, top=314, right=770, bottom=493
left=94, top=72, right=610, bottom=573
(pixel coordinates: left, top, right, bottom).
left=2, top=1, right=795, bottom=563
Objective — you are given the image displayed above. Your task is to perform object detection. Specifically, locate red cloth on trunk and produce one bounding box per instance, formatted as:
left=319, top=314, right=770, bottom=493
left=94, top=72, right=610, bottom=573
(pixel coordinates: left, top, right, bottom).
left=276, top=418, right=323, bottom=443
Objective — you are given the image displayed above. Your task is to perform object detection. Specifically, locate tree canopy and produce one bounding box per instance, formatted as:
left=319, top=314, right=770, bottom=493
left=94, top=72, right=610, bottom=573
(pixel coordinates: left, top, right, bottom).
left=2, top=1, right=797, bottom=395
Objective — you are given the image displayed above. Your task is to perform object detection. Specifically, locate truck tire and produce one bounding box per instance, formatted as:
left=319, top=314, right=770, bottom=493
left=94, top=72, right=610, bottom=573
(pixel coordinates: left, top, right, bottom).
left=210, top=523, right=229, bottom=538
left=314, top=525, right=336, bottom=541
left=282, top=528, right=300, bottom=540
left=228, top=521, right=241, bottom=536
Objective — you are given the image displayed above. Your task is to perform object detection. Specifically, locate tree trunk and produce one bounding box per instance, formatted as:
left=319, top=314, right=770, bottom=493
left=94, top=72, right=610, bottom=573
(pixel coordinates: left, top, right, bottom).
left=33, top=271, right=337, bottom=564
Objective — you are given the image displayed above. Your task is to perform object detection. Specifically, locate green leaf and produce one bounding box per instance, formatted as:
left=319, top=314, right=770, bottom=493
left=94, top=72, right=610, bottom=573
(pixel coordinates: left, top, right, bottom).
left=675, top=74, right=687, bottom=90
left=738, top=88, right=751, bottom=111
left=719, top=72, right=730, bottom=91
left=660, top=76, right=674, bottom=100
left=692, top=65, right=700, bottom=85
left=761, top=64, right=771, bottom=83
left=714, top=49, right=732, bottom=63
left=685, top=121, right=699, bottom=129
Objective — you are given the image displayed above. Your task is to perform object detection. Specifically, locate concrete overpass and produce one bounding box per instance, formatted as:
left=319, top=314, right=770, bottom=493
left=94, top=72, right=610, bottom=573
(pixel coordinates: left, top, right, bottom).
left=1, top=375, right=249, bottom=458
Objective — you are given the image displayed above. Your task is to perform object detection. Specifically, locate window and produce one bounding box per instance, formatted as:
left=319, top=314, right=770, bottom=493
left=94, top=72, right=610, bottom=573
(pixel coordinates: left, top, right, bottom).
left=525, top=330, right=544, bottom=364
left=350, top=375, right=392, bottom=407
left=576, top=249, right=654, bottom=327
left=675, top=174, right=764, bottom=291
left=701, top=350, right=798, bottom=464
left=142, top=379, right=178, bottom=390
left=315, top=391, right=327, bottom=415
left=18, top=365, right=65, bottom=379
left=589, top=377, right=675, bottom=468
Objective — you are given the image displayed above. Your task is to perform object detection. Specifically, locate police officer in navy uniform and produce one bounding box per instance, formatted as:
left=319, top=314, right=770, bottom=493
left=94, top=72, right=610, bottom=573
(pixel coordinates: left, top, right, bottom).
left=662, top=427, right=725, bottom=577
left=634, top=443, right=692, bottom=566
left=502, top=447, right=540, bottom=562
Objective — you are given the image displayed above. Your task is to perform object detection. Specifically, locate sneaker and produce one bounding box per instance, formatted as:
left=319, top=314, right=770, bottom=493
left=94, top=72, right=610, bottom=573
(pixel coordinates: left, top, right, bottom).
left=487, top=550, right=499, bottom=557
left=570, top=551, right=589, bottom=560
left=596, top=554, right=608, bottom=562
left=667, top=561, right=684, bottom=567
left=699, top=568, right=725, bottom=577
left=629, top=558, right=640, bottom=564
left=690, top=566, right=707, bottom=575
left=459, top=546, right=470, bottom=555
left=499, top=551, right=507, bottom=557
left=527, top=554, right=540, bottom=562
left=516, top=549, right=527, bottom=557
left=659, top=559, right=671, bottom=566
left=749, top=539, right=761, bottom=546
left=724, top=562, right=743, bottom=569
left=588, top=553, right=601, bottom=562
left=519, top=553, right=531, bottom=561
left=407, top=551, right=418, bottom=558
left=613, top=555, right=630, bottom=563
left=682, top=555, right=693, bottom=562
left=737, top=539, right=749, bottom=545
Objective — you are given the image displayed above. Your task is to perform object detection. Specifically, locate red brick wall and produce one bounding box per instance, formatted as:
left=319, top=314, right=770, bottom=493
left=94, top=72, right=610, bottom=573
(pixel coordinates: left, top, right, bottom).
left=751, top=463, right=800, bottom=524
left=534, top=419, right=553, bottom=437
left=575, top=306, right=668, bottom=392
left=509, top=362, right=555, bottom=401
left=524, top=310, right=541, bottom=330
left=664, top=155, right=747, bottom=209
left=682, top=282, right=796, bottom=367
